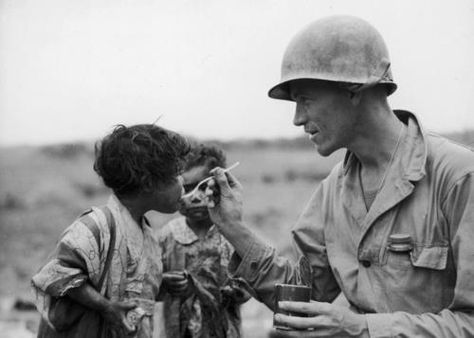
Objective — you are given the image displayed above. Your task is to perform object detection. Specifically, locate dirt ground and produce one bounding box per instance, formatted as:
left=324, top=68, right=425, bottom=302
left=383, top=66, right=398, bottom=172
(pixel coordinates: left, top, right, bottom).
left=0, top=297, right=272, bottom=338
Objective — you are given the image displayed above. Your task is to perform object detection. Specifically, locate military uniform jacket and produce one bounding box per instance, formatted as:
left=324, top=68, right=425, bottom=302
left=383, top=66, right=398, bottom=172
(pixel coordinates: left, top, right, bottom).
left=229, top=111, right=474, bottom=337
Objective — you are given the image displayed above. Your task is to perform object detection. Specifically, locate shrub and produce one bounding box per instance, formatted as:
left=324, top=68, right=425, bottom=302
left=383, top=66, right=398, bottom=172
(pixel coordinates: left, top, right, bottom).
left=261, top=174, right=276, bottom=184
left=285, top=170, right=298, bottom=182
left=41, top=143, right=92, bottom=159
left=75, top=183, right=109, bottom=198
left=0, top=193, right=25, bottom=210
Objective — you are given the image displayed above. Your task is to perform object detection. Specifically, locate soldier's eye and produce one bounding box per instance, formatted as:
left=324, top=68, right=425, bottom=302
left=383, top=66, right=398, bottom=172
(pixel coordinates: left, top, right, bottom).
left=297, top=96, right=310, bottom=105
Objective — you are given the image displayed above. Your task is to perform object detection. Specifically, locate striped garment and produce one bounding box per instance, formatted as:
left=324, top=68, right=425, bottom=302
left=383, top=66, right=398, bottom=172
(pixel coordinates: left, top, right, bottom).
left=32, top=194, right=162, bottom=338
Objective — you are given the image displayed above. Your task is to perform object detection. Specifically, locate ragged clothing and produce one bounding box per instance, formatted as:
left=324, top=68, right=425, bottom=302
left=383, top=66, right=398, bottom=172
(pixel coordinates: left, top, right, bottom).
left=229, top=110, right=474, bottom=337
left=32, top=194, right=162, bottom=338
left=156, top=217, right=252, bottom=338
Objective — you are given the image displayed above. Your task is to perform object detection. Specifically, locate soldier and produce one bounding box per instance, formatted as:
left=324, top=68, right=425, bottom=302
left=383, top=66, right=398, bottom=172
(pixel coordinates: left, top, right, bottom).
left=206, top=15, right=474, bottom=337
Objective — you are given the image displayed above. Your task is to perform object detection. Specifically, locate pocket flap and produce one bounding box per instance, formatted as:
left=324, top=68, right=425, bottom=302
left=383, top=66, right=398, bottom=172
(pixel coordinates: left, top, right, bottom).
left=410, top=245, right=448, bottom=270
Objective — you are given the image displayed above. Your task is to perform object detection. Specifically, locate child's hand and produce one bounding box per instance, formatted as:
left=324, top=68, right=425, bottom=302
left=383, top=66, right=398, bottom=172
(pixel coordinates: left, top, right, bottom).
left=220, top=283, right=252, bottom=306
left=162, top=271, right=192, bottom=298
left=102, top=300, right=137, bottom=336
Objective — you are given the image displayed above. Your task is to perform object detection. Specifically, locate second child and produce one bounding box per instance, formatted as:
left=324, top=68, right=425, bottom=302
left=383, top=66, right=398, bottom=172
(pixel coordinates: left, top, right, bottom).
left=157, top=144, right=252, bottom=338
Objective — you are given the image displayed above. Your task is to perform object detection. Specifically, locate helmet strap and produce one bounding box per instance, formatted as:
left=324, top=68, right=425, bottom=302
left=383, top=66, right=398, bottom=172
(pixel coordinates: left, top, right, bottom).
left=347, top=59, right=392, bottom=94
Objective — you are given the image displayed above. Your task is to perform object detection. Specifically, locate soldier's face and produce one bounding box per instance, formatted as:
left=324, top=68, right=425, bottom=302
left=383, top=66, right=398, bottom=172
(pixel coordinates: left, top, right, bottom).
left=290, top=80, right=356, bottom=157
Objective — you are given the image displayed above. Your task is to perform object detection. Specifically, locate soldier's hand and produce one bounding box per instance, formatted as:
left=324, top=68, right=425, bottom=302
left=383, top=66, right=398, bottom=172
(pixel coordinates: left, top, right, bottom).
left=205, top=168, right=243, bottom=228
left=273, top=301, right=369, bottom=337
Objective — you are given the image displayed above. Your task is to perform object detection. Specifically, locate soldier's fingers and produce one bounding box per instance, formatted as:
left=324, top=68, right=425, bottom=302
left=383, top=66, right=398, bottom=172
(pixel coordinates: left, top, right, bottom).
left=278, top=301, right=331, bottom=316
left=209, top=168, right=233, bottom=195
left=274, top=314, right=316, bottom=330
left=224, top=171, right=242, bottom=190
left=204, top=179, right=218, bottom=208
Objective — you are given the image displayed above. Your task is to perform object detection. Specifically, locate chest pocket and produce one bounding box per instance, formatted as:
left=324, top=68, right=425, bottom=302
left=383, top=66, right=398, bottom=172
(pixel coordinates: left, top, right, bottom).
left=385, top=244, right=448, bottom=271
left=411, top=245, right=448, bottom=270
left=380, top=242, right=451, bottom=313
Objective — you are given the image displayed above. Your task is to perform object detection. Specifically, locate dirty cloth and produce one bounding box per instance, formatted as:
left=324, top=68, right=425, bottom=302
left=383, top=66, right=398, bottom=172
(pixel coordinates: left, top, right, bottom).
left=32, top=195, right=162, bottom=338
left=156, top=217, right=251, bottom=338
left=229, top=110, right=474, bottom=337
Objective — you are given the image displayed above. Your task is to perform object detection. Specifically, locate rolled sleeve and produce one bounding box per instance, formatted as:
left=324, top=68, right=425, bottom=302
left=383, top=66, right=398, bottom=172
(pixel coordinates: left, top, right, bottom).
left=365, top=313, right=394, bottom=338
left=228, top=237, right=274, bottom=281
left=227, top=234, right=299, bottom=309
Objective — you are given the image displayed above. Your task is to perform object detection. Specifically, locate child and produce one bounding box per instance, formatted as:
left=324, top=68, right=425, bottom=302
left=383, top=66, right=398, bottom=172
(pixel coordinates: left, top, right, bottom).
left=157, top=144, right=252, bottom=338
left=32, top=124, right=190, bottom=338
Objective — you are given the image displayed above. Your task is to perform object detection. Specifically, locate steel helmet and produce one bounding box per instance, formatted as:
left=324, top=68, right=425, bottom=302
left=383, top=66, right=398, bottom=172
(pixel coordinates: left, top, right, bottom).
left=268, top=15, right=397, bottom=100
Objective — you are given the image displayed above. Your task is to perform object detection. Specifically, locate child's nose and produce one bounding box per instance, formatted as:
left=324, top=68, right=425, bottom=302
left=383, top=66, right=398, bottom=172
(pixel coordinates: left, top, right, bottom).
left=191, top=193, right=203, bottom=203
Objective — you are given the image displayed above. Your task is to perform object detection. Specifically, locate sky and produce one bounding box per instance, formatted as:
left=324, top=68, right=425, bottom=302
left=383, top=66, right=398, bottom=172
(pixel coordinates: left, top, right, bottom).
left=0, top=0, right=473, bottom=146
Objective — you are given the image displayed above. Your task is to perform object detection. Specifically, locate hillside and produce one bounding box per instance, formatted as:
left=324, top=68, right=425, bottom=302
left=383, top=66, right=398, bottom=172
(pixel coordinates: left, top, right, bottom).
left=0, top=130, right=472, bottom=337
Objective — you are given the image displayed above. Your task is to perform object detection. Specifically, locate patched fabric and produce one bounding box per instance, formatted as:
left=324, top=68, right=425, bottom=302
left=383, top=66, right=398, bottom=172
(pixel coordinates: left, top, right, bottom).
left=32, top=195, right=163, bottom=338
left=156, top=217, right=252, bottom=338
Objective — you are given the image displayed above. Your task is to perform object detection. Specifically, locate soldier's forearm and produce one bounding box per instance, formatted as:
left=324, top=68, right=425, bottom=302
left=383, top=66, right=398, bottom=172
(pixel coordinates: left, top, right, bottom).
left=218, top=221, right=267, bottom=259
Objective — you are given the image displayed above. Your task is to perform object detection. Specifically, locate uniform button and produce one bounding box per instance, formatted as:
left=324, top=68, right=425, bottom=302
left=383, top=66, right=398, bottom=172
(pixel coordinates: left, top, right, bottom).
left=361, top=260, right=371, bottom=268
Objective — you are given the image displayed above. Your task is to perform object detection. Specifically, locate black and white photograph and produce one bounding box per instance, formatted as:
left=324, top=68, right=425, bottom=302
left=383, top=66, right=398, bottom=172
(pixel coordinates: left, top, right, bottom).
left=1, top=1, right=473, bottom=337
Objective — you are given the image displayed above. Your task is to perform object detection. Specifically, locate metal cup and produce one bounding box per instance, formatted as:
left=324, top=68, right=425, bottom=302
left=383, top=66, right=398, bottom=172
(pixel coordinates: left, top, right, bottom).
left=273, top=283, right=312, bottom=330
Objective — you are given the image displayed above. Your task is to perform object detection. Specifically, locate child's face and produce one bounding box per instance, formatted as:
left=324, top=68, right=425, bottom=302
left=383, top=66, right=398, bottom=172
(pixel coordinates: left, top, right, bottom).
left=179, top=165, right=211, bottom=221
left=146, top=175, right=184, bottom=214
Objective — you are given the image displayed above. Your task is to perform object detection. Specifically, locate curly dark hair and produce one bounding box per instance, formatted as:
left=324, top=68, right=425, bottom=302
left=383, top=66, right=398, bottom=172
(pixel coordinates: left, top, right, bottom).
left=94, top=124, right=190, bottom=196
left=184, top=143, right=227, bottom=173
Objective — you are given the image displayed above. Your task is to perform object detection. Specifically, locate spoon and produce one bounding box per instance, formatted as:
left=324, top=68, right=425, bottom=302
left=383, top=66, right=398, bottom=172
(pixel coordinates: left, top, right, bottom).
left=181, top=161, right=240, bottom=199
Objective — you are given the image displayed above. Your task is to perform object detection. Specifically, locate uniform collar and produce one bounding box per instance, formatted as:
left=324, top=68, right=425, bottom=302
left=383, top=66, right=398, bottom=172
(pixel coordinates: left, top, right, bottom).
left=342, top=110, right=427, bottom=183
left=394, top=110, right=427, bottom=182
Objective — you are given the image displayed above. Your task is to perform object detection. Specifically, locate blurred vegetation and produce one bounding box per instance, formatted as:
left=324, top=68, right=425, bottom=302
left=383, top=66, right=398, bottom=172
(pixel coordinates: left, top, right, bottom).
left=0, top=130, right=472, bottom=337
left=0, top=137, right=343, bottom=298
left=1, top=130, right=473, bottom=296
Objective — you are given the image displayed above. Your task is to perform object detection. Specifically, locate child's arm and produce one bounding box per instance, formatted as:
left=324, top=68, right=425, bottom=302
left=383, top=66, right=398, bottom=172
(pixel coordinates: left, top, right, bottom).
left=221, top=277, right=254, bottom=305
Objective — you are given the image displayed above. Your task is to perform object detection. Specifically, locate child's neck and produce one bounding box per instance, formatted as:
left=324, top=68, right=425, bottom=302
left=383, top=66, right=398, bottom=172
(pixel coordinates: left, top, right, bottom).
left=186, top=217, right=213, bottom=239
left=118, top=195, right=145, bottom=226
